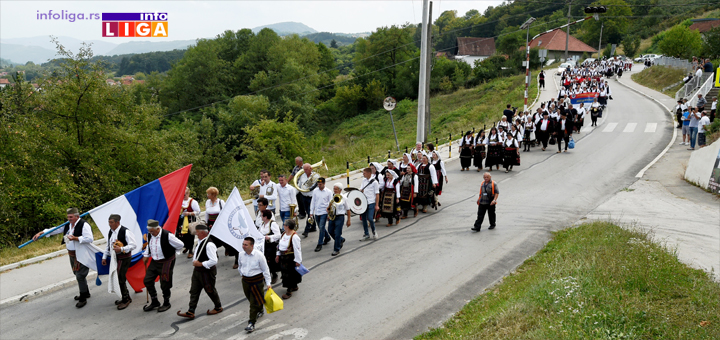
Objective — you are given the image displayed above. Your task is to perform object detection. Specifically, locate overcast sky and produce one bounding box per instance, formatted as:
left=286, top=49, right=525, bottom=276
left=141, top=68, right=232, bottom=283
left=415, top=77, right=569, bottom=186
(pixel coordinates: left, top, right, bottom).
left=1, top=0, right=504, bottom=41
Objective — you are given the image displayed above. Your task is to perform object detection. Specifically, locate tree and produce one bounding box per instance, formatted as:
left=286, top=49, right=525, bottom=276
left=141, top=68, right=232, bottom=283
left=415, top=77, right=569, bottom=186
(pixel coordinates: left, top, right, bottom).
left=621, top=35, right=640, bottom=58
left=581, top=0, right=632, bottom=46
left=330, top=39, right=338, bottom=48
left=702, top=26, right=720, bottom=60
left=658, top=24, right=703, bottom=59
left=240, top=118, right=307, bottom=178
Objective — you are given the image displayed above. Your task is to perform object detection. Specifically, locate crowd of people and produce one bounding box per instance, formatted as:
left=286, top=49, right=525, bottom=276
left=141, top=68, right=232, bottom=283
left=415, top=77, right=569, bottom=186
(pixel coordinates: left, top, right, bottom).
left=676, top=94, right=715, bottom=150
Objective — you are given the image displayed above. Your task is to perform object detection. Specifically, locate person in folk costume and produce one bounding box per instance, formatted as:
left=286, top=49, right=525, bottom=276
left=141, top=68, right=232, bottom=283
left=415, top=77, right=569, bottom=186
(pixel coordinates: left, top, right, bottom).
left=380, top=169, right=402, bottom=226
left=497, top=116, right=511, bottom=132
left=102, top=214, right=137, bottom=310
left=502, top=132, right=521, bottom=173
left=177, top=222, right=223, bottom=320
left=459, top=131, right=474, bottom=171
left=383, top=158, right=402, bottom=179
left=399, top=153, right=419, bottom=219
left=555, top=111, right=573, bottom=153
left=412, top=149, right=425, bottom=168
left=524, top=116, right=535, bottom=152
left=536, top=112, right=555, bottom=151
left=33, top=207, right=94, bottom=308
left=473, top=130, right=486, bottom=172
left=497, top=125, right=508, bottom=142
left=575, top=102, right=586, bottom=133
left=416, top=154, right=439, bottom=213
left=590, top=98, right=601, bottom=127
left=276, top=219, right=303, bottom=300
left=258, top=209, right=282, bottom=284
left=204, top=186, right=233, bottom=267
left=430, top=151, right=448, bottom=208
left=369, top=162, right=385, bottom=222
left=484, top=127, right=503, bottom=171
left=509, top=123, right=522, bottom=150
left=239, top=237, right=272, bottom=334
left=177, top=187, right=200, bottom=259
left=142, top=219, right=184, bottom=313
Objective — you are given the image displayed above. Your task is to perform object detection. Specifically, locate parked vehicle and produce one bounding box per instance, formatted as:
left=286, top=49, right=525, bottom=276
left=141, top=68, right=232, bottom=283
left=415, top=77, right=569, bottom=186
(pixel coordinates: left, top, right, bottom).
left=556, top=62, right=574, bottom=75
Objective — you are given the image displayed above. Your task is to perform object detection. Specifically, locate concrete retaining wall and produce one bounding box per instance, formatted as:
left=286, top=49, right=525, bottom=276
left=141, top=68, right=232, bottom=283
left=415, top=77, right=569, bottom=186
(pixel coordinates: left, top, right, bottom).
left=684, top=138, right=720, bottom=190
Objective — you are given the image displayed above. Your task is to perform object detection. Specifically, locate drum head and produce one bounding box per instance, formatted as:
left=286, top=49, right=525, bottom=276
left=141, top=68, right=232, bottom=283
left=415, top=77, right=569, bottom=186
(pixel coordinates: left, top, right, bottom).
left=346, top=190, right=368, bottom=215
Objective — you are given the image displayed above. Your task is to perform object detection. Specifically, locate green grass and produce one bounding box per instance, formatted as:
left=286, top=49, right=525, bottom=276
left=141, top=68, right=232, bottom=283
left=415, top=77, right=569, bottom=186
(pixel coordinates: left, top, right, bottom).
left=631, top=65, right=687, bottom=98
left=0, top=222, right=104, bottom=267
left=416, top=221, right=720, bottom=340
left=308, top=73, right=538, bottom=174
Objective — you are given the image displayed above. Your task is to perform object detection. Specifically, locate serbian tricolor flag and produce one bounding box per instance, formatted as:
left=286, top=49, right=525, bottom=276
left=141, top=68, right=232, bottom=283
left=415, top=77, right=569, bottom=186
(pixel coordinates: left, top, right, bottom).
left=570, top=92, right=599, bottom=105
left=87, top=165, right=192, bottom=292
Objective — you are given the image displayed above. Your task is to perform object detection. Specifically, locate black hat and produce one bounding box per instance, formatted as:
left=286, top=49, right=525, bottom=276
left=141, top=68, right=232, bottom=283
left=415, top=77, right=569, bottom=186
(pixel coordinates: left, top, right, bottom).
left=195, top=222, right=208, bottom=231
left=543, top=112, right=549, bottom=115
left=317, top=177, right=325, bottom=184
left=147, top=219, right=159, bottom=228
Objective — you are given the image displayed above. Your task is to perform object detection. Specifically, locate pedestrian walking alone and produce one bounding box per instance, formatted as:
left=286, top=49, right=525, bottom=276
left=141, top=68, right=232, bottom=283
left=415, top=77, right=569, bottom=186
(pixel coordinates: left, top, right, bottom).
left=472, top=173, right=498, bottom=232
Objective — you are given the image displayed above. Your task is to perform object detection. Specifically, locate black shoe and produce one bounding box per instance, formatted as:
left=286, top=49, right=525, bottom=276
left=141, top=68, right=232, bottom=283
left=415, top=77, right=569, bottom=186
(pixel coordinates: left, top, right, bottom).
left=143, top=298, right=160, bottom=312
left=309, top=228, right=317, bottom=232
left=471, top=227, right=480, bottom=232
left=341, top=238, right=345, bottom=245
left=488, top=225, right=496, bottom=230
left=74, top=293, right=90, bottom=301
left=298, top=215, right=306, bottom=220
left=323, top=239, right=330, bottom=245
left=271, top=273, right=278, bottom=285
left=314, top=245, right=322, bottom=252
left=302, top=232, right=308, bottom=238
left=331, top=250, right=340, bottom=256
left=115, top=297, right=132, bottom=305
left=158, top=302, right=171, bottom=313
left=245, top=322, right=255, bottom=333
left=75, top=299, right=87, bottom=308
left=257, top=310, right=264, bottom=319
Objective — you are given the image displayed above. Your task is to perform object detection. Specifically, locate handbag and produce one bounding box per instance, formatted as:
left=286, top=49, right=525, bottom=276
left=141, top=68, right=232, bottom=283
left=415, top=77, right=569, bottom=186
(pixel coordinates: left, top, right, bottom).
left=549, top=136, right=556, bottom=145
left=295, top=263, right=310, bottom=276
left=264, top=287, right=284, bottom=313
left=568, top=137, right=575, bottom=149
left=188, top=221, right=202, bottom=236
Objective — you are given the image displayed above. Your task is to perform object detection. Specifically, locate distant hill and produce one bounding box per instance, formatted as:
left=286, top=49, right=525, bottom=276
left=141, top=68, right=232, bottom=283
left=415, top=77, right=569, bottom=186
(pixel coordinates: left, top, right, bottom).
left=0, top=36, right=118, bottom=56
left=303, top=32, right=357, bottom=46
left=0, top=58, right=17, bottom=67
left=252, top=22, right=318, bottom=36
left=103, top=40, right=196, bottom=56
left=0, top=43, right=60, bottom=64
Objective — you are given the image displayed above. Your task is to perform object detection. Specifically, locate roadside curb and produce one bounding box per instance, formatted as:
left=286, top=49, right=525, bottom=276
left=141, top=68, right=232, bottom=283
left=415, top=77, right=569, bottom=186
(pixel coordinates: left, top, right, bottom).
left=0, top=239, right=107, bottom=274
left=614, top=77, right=677, bottom=178
left=0, top=272, right=99, bottom=307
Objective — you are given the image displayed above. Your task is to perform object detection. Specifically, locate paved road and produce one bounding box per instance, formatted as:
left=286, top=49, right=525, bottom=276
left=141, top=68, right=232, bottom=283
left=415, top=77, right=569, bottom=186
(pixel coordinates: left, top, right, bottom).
left=0, top=74, right=673, bottom=340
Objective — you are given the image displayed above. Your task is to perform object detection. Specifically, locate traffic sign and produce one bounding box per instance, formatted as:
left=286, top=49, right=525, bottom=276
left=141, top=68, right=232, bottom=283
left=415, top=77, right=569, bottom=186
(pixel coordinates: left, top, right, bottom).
left=383, top=97, right=397, bottom=111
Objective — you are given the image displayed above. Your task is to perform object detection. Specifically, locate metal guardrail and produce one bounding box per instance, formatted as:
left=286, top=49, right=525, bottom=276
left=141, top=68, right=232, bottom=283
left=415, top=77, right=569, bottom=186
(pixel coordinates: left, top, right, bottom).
left=677, top=73, right=712, bottom=102
left=688, top=74, right=715, bottom=109
left=654, top=56, right=692, bottom=73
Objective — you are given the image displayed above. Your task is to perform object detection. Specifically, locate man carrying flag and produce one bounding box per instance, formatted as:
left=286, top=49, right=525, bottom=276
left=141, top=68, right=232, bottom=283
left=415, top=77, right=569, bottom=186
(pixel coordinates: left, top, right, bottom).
left=101, top=214, right=137, bottom=310
left=142, top=219, right=184, bottom=312
left=33, top=207, right=94, bottom=308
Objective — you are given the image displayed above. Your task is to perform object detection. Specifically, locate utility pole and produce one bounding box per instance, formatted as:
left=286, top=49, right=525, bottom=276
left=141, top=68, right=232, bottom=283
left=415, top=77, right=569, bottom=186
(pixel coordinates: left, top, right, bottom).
left=598, top=21, right=603, bottom=57
left=425, top=1, right=433, bottom=136
left=565, top=0, right=573, bottom=61
left=522, top=17, right=536, bottom=113
left=417, top=0, right=430, bottom=143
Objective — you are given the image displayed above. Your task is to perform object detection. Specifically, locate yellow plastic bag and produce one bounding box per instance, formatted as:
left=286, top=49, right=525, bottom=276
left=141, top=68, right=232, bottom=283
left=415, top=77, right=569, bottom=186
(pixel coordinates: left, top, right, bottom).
left=264, top=287, right=284, bottom=313
left=180, top=216, right=189, bottom=234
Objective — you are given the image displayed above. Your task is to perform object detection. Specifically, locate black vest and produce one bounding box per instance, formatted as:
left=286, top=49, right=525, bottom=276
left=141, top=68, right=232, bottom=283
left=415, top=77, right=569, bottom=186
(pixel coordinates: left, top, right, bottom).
left=195, top=237, right=214, bottom=263
left=108, top=226, right=128, bottom=247
left=148, top=229, right=175, bottom=260
left=61, top=218, right=87, bottom=245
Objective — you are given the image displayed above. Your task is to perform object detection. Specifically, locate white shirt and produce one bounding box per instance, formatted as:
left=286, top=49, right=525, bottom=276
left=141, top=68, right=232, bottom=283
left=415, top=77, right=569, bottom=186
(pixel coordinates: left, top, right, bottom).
left=277, top=183, right=298, bottom=212
left=577, top=107, right=586, bottom=118
left=181, top=198, right=201, bottom=217
left=44, top=219, right=94, bottom=251
left=238, top=249, right=271, bottom=286
left=255, top=210, right=277, bottom=230
left=259, top=220, right=282, bottom=243
left=296, top=172, right=316, bottom=197
left=698, top=116, right=710, bottom=133
left=143, top=231, right=184, bottom=260
left=360, top=177, right=380, bottom=204
left=276, top=233, right=302, bottom=263
left=309, top=187, right=333, bottom=216
left=695, top=68, right=702, bottom=78
left=330, top=195, right=350, bottom=216
left=103, top=226, right=137, bottom=260
left=712, top=101, right=717, bottom=110
left=193, top=237, right=218, bottom=269
left=504, top=138, right=519, bottom=148
left=204, top=199, right=225, bottom=223
left=252, top=180, right=278, bottom=210
left=540, top=119, right=550, bottom=131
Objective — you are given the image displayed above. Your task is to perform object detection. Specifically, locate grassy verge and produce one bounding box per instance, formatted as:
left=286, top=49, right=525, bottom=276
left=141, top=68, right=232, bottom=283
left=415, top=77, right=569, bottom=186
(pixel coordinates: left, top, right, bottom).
left=631, top=66, right=686, bottom=97
left=308, top=73, right=538, bottom=174
left=416, top=221, right=720, bottom=339
left=0, top=223, right=104, bottom=267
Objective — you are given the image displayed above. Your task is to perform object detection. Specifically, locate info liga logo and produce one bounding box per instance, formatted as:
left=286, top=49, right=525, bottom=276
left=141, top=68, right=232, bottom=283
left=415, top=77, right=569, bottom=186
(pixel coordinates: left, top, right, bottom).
left=102, top=12, right=168, bottom=37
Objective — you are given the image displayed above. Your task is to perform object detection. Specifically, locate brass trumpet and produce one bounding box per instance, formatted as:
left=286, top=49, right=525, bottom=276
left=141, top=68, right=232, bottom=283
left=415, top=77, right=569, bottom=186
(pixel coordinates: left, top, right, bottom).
left=328, top=194, right=344, bottom=221
left=292, top=159, right=327, bottom=193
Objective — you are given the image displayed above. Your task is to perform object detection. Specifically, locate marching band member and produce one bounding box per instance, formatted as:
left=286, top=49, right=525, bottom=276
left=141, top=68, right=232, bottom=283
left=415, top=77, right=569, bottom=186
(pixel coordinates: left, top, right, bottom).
left=484, top=127, right=503, bottom=171
left=380, top=169, right=401, bottom=226
left=177, top=187, right=200, bottom=258
left=258, top=209, right=282, bottom=284
left=308, top=178, right=333, bottom=251
left=102, top=214, right=137, bottom=310
left=240, top=237, right=272, bottom=333
left=399, top=153, right=419, bottom=219
left=177, top=223, right=222, bottom=320
left=327, top=183, right=351, bottom=256
left=276, top=219, right=303, bottom=299
left=296, top=163, right=318, bottom=233
left=250, top=170, right=278, bottom=214
left=369, top=162, right=385, bottom=222
left=33, top=208, right=94, bottom=308
left=502, top=132, right=520, bottom=173
left=142, top=219, right=184, bottom=313
left=360, top=168, right=381, bottom=241
left=277, top=174, right=298, bottom=223
left=459, top=131, right=474, bottom=171
left=410, top=142, right=424, bottom=161
left=289, top=157, right=306, bottom=219
left=416, top=155, right=438, bottom=213
left=473, top=130, right=487, bottom=172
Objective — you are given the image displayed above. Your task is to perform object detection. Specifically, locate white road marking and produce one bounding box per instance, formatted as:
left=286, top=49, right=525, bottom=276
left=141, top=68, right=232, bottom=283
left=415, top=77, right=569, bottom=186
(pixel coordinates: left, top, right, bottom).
left=225, top=320, right=277, bottom=340
left=645, top=123, right=657, bottom=133
left=602, top=122, right=618, bottom=132
left=263, top=328, right=309, bottom=340
left=192, top=311, right=245, bottom=335
left=623, top=123, right=637, bottom=133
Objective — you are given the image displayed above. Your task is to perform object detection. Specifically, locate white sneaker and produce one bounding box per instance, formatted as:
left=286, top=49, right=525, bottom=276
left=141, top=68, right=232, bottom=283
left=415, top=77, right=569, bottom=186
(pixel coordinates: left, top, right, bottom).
left=360, top=235, right=370, bottom=241
left=678, top=141, right=684, bottom=145
left=372, top=232, right=378, bottom=240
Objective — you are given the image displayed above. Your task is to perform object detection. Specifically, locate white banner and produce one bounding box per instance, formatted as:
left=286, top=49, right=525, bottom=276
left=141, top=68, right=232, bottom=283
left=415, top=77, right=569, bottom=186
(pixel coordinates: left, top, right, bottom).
left=209, top=187, right=265, bottom=254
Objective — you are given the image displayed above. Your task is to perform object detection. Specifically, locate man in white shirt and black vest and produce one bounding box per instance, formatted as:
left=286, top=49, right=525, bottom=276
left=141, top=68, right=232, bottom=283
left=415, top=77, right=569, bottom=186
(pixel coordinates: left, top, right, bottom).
left=238, top=237, right=272, bottom=333
left=177, top=223, right=223, bottom=320
left=142, top=219, right=184, bottom=312
left=33, top=207, right=94, bottom=308
left=101, top=214, right=137, bottom=310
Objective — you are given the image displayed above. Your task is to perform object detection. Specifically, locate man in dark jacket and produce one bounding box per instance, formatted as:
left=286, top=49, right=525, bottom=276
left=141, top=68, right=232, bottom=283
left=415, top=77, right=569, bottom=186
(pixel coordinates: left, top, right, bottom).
left=555, top=112, right=573, bottom=153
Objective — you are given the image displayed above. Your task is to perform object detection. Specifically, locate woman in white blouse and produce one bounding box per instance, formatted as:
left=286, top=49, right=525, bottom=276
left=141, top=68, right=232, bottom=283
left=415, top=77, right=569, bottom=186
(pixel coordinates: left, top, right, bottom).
left=502, top=132, right=521, bottom=173
left=259, top=209, right=281, bottom=284
left=204, top=187, right=231, bottom=263
left=276, top=219, right=303, bottom=299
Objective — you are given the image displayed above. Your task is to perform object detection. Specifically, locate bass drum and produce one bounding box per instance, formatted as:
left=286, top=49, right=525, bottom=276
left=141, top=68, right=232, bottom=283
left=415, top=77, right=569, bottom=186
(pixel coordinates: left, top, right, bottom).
left=346, top=189, right=368, bottom=215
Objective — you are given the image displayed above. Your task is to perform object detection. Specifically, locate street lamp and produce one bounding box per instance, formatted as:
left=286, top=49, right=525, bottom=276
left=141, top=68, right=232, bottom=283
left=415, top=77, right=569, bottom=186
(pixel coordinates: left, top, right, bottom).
left=522, top=17, right=536, bottom=112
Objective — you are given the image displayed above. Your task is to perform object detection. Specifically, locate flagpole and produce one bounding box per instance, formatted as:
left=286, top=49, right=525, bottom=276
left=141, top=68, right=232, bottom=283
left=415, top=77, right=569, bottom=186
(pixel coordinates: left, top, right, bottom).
left=17, top=212, right=91, bottom=249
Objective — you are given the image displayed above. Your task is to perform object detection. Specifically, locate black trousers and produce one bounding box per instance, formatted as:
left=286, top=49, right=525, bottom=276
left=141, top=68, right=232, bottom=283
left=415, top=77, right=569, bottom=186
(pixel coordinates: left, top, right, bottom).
left=295, top=192, right=306, bottom=217
left=188, top=266, right=221, bottom=313
left=538, top=131, right=549, bottom=148
left=475, top=204, right=496, bottom=228
left=557, top=132, right=570, bottom=151
left=117, top=256, right=132, bottom=300
left=69, top=254, right=90, bottom=296
left=591, top=115, right=598, bottom=126
left=539, top=79, right=545, bottom=88
left=144, top=259, right=175, bottom=300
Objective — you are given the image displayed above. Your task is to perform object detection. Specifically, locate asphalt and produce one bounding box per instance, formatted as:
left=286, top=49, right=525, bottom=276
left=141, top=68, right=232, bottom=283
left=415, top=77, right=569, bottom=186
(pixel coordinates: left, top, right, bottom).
left=2, top=65, right=712, bottom=340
